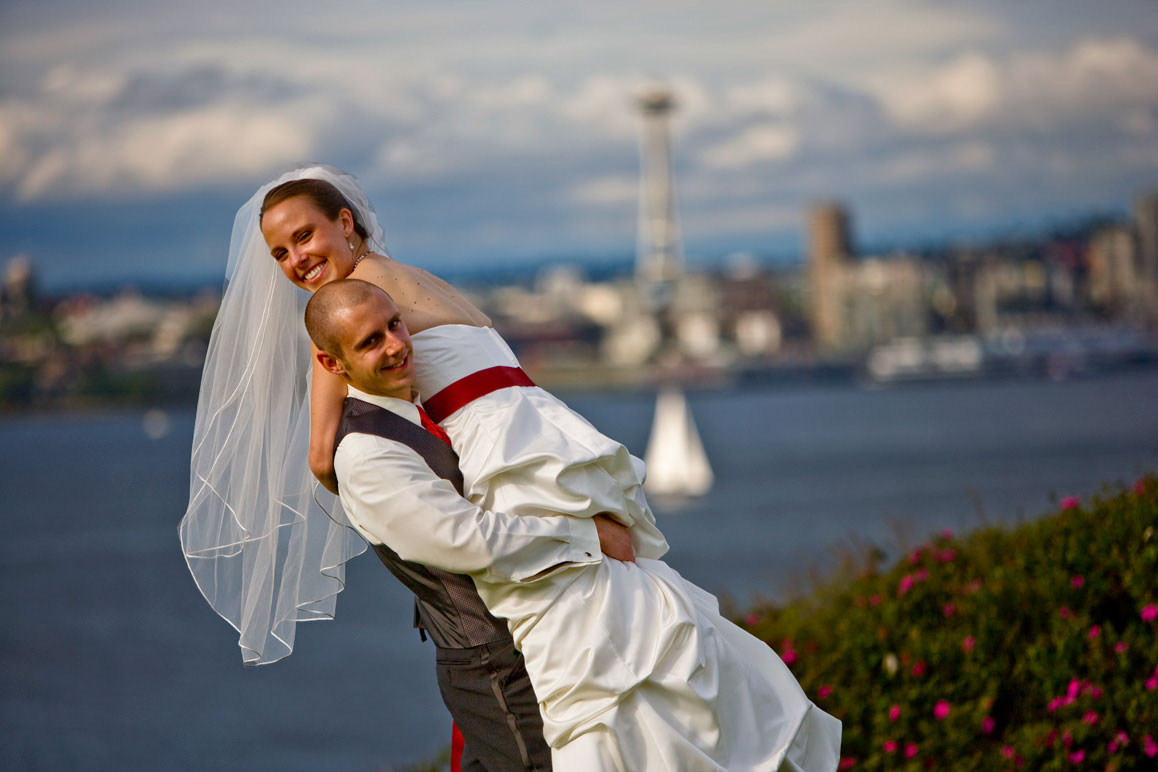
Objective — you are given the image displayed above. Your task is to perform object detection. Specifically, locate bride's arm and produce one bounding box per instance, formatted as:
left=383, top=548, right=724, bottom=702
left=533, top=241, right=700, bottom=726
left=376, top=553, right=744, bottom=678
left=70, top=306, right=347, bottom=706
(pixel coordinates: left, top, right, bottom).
left=310, top=350, right=346, bottom=494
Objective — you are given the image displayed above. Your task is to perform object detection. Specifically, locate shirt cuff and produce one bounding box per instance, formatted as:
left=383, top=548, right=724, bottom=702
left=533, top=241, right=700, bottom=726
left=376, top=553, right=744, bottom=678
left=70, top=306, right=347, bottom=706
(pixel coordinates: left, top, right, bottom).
left=566, top=516, right=602, bottom=565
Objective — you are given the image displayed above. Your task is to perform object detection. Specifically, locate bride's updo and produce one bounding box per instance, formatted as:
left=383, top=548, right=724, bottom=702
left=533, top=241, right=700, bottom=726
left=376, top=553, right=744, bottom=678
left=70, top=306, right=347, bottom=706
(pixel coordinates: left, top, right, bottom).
left=260, top=178, right=370, bottom=241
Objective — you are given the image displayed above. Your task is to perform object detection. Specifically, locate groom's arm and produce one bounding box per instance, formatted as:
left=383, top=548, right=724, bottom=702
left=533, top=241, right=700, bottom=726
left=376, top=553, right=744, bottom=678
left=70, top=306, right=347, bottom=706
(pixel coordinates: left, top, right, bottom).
left=336, top=434, right=603, bottom=583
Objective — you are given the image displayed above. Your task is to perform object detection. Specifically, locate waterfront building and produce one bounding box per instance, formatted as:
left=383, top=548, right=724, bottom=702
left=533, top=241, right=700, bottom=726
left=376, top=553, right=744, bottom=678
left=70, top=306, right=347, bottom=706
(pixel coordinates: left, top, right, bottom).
left=1086, top=225, right=1140, bottom=315
left=1135, top=191, right=1158, bottom=288
left=807, top=202, right=853, bottom=349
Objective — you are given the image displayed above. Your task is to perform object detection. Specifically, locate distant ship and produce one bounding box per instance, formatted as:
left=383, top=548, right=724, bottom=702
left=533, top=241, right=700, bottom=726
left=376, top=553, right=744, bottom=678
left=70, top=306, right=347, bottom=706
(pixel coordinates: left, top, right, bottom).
left=643, top=385, right=713, bottom=499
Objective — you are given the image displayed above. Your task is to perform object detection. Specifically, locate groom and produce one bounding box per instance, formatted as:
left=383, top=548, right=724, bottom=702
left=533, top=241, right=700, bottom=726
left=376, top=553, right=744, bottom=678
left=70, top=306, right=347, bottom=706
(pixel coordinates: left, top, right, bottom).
left=304, top=279, right=635, bottom=771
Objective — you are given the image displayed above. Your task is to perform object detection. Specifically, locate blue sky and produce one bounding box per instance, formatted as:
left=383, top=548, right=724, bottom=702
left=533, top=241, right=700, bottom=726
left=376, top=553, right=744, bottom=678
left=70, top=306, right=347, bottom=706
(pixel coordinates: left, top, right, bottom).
left=3, top=0, right=1158, bottom=289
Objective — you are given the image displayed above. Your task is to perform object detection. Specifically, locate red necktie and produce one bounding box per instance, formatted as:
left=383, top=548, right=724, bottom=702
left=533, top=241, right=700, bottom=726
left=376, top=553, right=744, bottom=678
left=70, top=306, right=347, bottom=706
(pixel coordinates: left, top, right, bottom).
left=420, top=403, right=461, bottom=772
left=416, top=404, right=452, bottom=446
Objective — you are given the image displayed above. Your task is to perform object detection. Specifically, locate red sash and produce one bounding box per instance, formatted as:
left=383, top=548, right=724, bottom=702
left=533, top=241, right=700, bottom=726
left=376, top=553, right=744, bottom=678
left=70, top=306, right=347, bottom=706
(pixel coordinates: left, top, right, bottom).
left=422, top=366, right=535, bottom=424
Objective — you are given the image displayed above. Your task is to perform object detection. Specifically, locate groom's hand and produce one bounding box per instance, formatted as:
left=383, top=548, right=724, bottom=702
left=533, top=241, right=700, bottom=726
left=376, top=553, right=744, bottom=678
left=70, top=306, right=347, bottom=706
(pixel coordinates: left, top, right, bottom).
left=593, top=514, right=635, bottom=563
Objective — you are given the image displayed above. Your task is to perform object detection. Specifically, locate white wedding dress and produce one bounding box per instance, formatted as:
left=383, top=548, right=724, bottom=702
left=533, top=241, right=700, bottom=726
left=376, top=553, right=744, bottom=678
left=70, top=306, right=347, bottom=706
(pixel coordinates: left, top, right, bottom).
left=412, top=325, right=841, bottom=772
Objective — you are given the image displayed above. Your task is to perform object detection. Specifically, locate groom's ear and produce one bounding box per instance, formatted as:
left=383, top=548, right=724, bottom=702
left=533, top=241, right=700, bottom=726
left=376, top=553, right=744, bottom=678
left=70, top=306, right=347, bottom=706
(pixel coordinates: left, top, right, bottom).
left=317, top=350, right=347, bottom=378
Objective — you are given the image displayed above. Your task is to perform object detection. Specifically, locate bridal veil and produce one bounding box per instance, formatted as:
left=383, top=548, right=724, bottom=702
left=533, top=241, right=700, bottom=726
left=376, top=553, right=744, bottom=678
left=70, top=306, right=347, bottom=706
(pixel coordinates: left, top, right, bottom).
left=180, top=165, right=386, bottom=665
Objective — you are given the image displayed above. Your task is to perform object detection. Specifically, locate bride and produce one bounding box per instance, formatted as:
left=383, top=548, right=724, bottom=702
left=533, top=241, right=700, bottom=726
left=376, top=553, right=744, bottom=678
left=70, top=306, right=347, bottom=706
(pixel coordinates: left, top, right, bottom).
left=182, top=165, right=840, bottom=770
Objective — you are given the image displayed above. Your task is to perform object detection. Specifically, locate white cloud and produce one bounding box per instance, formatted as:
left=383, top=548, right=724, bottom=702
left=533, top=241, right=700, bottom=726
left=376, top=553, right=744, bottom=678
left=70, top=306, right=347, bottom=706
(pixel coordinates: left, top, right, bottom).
left=3, top=0, right=1158, bottom=276
left=568, top=174, right=638, bottom=206
left=700, top=124, right=799, bottom=169
left=880, top=53, right=1001, bottom=132
left=723, top=78, right=799, bottom=116
left=872, top=141, right=996, bottom=185
left=562, top=75, right=650, bottom=139
left=873, top=37, right=1158, bottom=134
left=11, top=98, right=320, bottom=199
left=760, top=2, right=1001, bottom=70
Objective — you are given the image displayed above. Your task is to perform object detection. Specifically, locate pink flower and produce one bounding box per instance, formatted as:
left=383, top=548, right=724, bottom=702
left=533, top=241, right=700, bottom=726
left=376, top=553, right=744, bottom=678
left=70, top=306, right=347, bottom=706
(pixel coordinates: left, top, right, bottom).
left=1087, top=685, right=1103, bottom=699
left=1146, top=735, right=1158, bottom=758
left=1068, top=749, right=1085, bottom=763
left=909, top=548, right=924, bottom=565
left=898, top=575, right=914, bottom=596
left=1071, top=575, right=1085, bottom=588
left=941, top=528, right=955, bottom=540
left=912, top=661, right=927, bottom=677
left=1060, top=495, right=1081, bottom=510
left=937, top=549, right=956, bottom=563
left=838, top=758, right=855, bottom=771
left=1088, top=625, right=1101, bottom=639
left=1048, top=697, right=1063, bottom=712
left=1001, top=745, right=1015, bottom=759
left=1063, top=730, right=1073, bottom=748
left=1060, top=606, right=1072, bottom=619
left=1134, top=478, right=1148, bottom=495
left=943, top=602, right=956, bottom=617
left=818, top=685, right=833, bottom=699
left=963, top=635, right=976, bottom=652
left=870, top=594, right=882, bottom=606
left=965, top=579, right=982, bottom=593
left=904, top=742, right=918, bottom=759
left=1082, top=711, right=1098, bottom=725
left=1108, top=738, right=1121, bottom=754
left=888, top=704, right=901, bottom=722
left=1145, top=676, right=1157, bottom=690
left=933, top=700, right=951, bottom=720
left=982, top=716, right=995, bottom=734
left=1067, top=679, right=1082, bottom=698
left=744, top=612, right=759, bottom=626
left=914, top=568, right=929, bottom=581
left=1114, top=641, right=1128, bottom=654
left=883, top=739, right=898, bottom=753
left=781, top=648, right=797, bottom=666
left=1142, top=604, right=1158, bottom=622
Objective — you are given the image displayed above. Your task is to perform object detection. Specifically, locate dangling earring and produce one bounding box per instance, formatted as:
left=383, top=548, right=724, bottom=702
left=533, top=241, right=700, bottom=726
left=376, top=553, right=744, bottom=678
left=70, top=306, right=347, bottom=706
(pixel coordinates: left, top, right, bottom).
left=348, top=241, right=356, bottom=252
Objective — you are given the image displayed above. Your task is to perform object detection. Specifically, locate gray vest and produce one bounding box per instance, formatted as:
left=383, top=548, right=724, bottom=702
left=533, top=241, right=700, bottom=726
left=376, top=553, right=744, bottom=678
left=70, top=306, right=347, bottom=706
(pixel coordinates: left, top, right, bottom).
left=335, top=396, right=510, bottom=649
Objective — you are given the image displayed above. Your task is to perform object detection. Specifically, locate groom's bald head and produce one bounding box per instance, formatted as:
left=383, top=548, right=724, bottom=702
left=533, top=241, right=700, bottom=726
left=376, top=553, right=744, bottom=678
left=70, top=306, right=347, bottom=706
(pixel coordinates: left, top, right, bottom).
left=305, top=279, right=393, bottom=358
left=306, top=279, right=415, bottom=400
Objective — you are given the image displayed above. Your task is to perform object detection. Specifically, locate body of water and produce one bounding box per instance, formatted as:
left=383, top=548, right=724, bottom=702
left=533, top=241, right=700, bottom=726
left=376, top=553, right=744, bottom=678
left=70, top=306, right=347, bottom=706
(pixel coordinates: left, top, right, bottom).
left=2, top=371, right=1157, bottom=770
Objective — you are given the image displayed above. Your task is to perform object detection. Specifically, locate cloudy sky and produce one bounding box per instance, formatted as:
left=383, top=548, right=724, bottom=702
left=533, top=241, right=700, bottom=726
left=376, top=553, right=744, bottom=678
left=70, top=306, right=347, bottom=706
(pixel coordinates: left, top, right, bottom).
left=3, top=0, right=1158, bottom=289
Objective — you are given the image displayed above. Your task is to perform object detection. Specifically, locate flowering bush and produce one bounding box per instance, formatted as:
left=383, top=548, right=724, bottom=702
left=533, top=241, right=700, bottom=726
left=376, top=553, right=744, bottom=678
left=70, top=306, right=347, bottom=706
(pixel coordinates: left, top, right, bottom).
left=741, top=475, right=1158, bottom=771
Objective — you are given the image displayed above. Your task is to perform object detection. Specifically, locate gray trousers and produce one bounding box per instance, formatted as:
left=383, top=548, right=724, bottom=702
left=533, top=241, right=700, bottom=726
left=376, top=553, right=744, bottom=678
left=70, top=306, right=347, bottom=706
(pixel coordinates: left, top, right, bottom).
left=435, top=639, right=553, bottom=772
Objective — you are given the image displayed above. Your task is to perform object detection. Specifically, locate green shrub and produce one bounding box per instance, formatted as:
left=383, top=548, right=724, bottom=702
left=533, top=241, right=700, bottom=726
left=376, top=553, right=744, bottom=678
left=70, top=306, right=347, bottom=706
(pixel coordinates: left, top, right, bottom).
left=740, top=475, right=1158, bottom=771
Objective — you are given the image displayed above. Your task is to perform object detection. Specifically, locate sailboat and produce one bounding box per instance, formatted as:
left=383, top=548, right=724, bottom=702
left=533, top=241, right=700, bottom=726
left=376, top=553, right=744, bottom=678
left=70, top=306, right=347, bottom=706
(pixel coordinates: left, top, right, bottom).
left=643, top=385, right=713, bottom=499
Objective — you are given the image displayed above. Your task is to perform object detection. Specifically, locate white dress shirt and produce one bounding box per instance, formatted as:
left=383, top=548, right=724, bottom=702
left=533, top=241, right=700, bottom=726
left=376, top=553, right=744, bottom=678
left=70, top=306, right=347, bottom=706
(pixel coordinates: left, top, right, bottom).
left=333, top=387, right=601, bottom=585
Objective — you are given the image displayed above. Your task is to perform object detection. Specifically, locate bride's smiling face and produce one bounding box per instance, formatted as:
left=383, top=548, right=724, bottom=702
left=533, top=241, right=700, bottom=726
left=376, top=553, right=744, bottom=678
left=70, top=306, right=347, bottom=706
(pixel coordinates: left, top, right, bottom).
left=261, top=195, right=357, bottom=292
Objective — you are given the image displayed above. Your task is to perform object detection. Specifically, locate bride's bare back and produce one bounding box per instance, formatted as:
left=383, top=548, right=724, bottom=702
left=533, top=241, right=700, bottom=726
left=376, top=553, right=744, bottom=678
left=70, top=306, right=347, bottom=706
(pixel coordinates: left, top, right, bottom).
left=351, top=255, right=491, bottom=332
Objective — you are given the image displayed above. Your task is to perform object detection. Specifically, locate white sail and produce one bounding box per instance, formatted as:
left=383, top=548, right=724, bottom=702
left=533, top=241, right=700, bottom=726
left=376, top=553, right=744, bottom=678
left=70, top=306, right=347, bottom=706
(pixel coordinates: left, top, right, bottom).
left=643, top=385, right=713, bottom=499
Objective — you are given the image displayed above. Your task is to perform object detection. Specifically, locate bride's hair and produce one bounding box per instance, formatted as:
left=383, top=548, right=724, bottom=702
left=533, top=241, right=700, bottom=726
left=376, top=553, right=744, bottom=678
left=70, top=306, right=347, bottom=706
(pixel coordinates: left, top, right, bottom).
left=260, top=178, right=371, bottom=241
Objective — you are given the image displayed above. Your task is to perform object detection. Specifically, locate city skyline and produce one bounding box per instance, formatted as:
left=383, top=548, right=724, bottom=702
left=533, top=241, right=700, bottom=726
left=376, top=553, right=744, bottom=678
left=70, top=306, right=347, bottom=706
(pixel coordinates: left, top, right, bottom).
left=3, top=1, right=1158, bottom=290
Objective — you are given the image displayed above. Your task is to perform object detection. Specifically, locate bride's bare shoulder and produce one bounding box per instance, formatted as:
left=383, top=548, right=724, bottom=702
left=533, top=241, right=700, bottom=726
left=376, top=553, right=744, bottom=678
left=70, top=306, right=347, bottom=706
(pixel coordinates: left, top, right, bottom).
left=352, top=255, right=442, bottom=295
left=349, top=254, right=490, bottom=330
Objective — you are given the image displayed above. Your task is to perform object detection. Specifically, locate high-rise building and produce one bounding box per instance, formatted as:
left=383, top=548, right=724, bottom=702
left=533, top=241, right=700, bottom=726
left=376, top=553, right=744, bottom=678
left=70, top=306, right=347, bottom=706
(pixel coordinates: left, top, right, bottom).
left=807, top=202, right=853, bottom=349
left=1086, top=225, right=1138, bottom=312
left=1134, top=191, right=1158, bottom=289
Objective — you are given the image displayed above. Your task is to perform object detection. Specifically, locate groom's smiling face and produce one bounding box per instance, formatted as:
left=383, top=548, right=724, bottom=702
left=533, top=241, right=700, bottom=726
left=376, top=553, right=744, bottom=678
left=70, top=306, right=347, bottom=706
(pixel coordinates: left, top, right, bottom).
left=324, top=292, right=415, bottom=400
